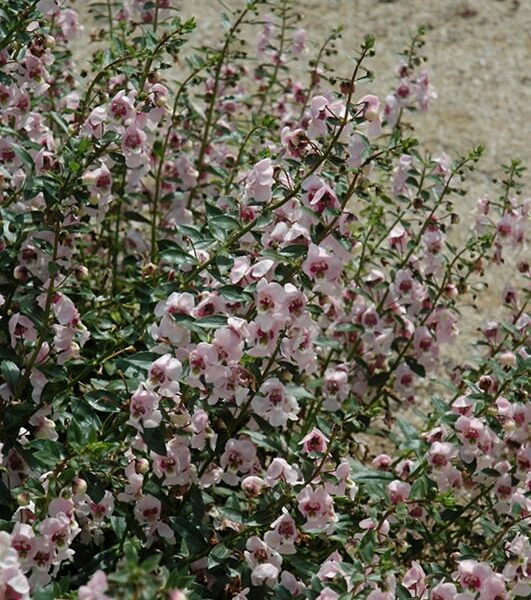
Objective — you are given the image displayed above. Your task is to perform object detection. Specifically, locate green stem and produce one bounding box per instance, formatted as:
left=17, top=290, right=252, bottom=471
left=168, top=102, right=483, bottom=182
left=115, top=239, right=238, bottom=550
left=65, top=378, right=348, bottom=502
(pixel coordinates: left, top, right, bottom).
left=187, top=5, right=252, bottom=209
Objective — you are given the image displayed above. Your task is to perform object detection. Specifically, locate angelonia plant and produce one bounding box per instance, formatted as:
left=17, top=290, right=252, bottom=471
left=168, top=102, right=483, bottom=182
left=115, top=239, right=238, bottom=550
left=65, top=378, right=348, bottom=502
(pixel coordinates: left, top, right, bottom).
left=0, top=0, right=529, bottom=598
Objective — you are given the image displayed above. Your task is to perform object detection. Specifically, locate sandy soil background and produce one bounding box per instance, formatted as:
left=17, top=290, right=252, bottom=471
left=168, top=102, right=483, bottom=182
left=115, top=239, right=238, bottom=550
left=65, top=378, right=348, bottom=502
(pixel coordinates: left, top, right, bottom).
left=73, top=0, right=530, bottom=362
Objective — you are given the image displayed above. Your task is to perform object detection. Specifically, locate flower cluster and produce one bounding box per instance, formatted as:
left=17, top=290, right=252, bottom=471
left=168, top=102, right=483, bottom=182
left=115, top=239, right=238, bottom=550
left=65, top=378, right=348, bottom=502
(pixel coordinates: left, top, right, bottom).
left=0, top=1, right=528, bottom=599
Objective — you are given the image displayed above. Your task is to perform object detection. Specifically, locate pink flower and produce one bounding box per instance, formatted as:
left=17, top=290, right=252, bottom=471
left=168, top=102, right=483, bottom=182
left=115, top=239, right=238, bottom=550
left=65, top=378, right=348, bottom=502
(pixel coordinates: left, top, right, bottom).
left=307, top=95, right=345, bottom=139
left=87, top=491, right=114, bottom=522
left=134, top=495, right=174, bottom=542
left=301, top=175, right=338, bottom=214
left=109, top=90, right=135, bottom=123
left=251, top=378, right=299, bottom=427
left=10, top=523, right=36, bottom=565
left=280, top=127, right=309, bottom=158
left=175, top=155, right=198, bottom=189
left=316, top=588, right=339, bottom=600
left=292, top=28, right=307, bottom=56
left=297, top=485, right=335, bottom=530
left=302, top=244, right=342, bottom=289
left=264, top=458, right=300, bottom=487
left=82, top=163, right=112, bottom=193
left=264, top=509, right=297, bottom=554
left=428, top=441, right=455, bottom=469
left=347, top=132, right=370, bottom=168
left=402, top=561, right=426, bottom=598
left=300, top=428, right=328, bottom=454
left=244, top=536, right=282, bottom=587
left=9, top=313, right=37, bottom=348
left=39, top=512, right=78, bottom=549
left=117, top=458, right=144, bottom=503
left=78, top=570, right=111, bottom=600
left=121, top=123, right=147, bottom=169
left=431, top=582, right=457, bottom=600
left=85, top=106, right=107, bottom=138
left=152, top=436, right=193, bottom=486
left=322, top=365, right=349, bottom=411
left=372, top=454, right=392, bottom=470
left=393, top=154, right=413, bottom=197
left=57, top=8, right=81, bottom=40
left=388, top=480, right=411, bottom=504
left=148, top=354, right=182, bottom=397
left=213, top=324, right=245, bottom=363
left=358, top=94, right=383, bottom=137
left=245, top=158, right=274, bottom=204
left=456, top=560, right=506, bottom=600
left=0, top=531, right=30, bottom=600
left=241, top=476, right=265, bottom=498
left=128, top=386, right=162, bottom=430
left=247, top=320, right=282, bottom=358
left=220, top=438, right=257, bottom=485
left=191, top=409, right=215, bottom=450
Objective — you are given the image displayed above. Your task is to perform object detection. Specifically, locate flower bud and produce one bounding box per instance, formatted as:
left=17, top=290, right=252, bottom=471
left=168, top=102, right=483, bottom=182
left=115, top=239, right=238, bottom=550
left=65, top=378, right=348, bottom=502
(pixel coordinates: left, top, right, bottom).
left=74, top=265, right=89, bottom=281
left=72, top=477, right=88, bottom=495
left=444, top=283, right=458, bottom=299
left=13, top=265, right=29, bottom=282
left=135, top=458, right=150, bottom=474
left=516, top=260, right=529, bottom=274
left=364, top=107, right=378, bottom=122
left=17, top=492, right=30, bottom=506
left=169, top=591, right=188, bottom=600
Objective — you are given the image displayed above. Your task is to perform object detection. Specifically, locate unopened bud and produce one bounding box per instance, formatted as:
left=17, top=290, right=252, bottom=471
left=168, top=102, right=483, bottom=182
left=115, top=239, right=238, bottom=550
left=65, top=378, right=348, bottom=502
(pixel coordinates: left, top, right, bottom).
left=17, top=492, right=30, bottom=506
left=72, top=477, right=88, bottom=495
left=516, top=260, right=529, bottom=274
left=444, top=283, right=458, bottom=299
left=74, top=265, right=89, bottom=281
left=135, top=458, right=150, bottom=474
left=340, top=80, right=355, bottom=96
left=168, top=591, right=188, bottom=600
left=364, top=107, right=378, bottom=122
left=13, top=265, right=29, bottom=282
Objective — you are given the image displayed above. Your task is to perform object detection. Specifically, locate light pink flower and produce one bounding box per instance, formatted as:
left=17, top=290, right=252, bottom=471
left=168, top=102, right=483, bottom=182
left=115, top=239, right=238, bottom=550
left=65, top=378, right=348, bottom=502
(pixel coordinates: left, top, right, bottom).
left=297, top=485, right=335, bottom=530
left=302, top=243, right=342, bottom=288
left=431, top=582, right=457, bottom=600
left=245, top=158, right=274, bottom=204
left=244, top=536, right=282, bottom=588
left=264, top=509, right=298, bottom=554
left=402, top=561, right=426, bottom=598
left=300, top=428, right=328, bottom=454
left=78, top=570, right=111, bottom=600
left=265, top=458, right=300, bottom=487
left=128, top=386, right=162, bottom=430
left=220, top=438, right=257, bottom=485
left=9, top=313, right=37, bottom=348
left=388, top=480, right=411, bottom=504
left=148, top=354, right=182, bottom=397
left=252, top=378, right=299, bottom=427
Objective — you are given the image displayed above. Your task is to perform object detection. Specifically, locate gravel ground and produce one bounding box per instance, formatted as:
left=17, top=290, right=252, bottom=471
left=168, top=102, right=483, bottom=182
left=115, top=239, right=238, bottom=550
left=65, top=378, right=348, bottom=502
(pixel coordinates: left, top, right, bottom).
left=73, top=0, right=530, bottom=361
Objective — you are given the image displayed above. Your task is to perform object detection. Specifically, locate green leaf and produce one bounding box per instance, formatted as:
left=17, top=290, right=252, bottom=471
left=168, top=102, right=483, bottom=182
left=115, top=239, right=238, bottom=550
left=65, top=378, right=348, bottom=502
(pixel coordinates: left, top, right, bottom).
left=30, top=440, right=65, bottom=468
left=359, top=530, right=375, bottom=563
left=142, top=424, right=167, bottom=455
left=207, top=543, right=232, bottom=568
left=208, top=215, right=240, bottom=241
left=1, top=360, right=20, bottom=393
left=405, top=357, right=426, bottom=377
left=13, top=144, right=34, bottom=169
left=122, top=352, right=160, bottom=369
